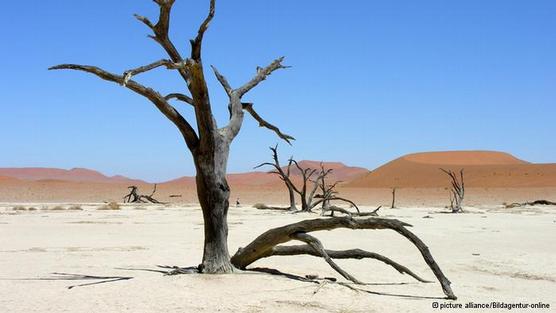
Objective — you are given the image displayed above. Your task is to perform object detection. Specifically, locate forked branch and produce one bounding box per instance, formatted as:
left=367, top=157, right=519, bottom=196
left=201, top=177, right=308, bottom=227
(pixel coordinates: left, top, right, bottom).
left=236, top=57, right=290, bottom=97
left=190, top=0, right=216, bottom=60
left=211, top=61, right=294, bottom=143
left=134, top=0, right=189, bottom=82
left=268, top=245, right=429, bottom=282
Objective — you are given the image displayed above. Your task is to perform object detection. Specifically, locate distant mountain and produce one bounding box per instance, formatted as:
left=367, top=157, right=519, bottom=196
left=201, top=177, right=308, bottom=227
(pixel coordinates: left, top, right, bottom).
left=0, top=167, right=145, bottom=185
left=346, top=151, right=556, bottom=188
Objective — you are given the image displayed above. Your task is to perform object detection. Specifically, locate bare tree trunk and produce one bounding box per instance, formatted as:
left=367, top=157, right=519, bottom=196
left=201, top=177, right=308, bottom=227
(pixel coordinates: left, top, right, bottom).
left=287, top=186, right=297, bottom=211
left=391, top=187, right=397, bottom=209
left=255, top=146, right=299, bottom=211
left=194, top=136, right=234, bottom=273
left=300, top=196, right=310, bottom=212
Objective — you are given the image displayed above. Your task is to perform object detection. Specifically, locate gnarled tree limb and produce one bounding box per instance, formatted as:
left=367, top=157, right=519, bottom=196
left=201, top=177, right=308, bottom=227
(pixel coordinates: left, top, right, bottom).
left=231, top=216, right=456, bottom=299
left=134, top=0, right=190, bottom=83
left=165, top=93, right=194, bottom=105
left=291, top=232, right=364, bottom=284
left=121, top=59, right=184, bottom=86
left=190, top=0, right=216, bottom=61
left=236, top=57, right=290, bottom=97
left=48, top=64, right=199, bottom=150
left=268, top=245, right=429, bottom=283
left=242, top=103, right=295, bottom=144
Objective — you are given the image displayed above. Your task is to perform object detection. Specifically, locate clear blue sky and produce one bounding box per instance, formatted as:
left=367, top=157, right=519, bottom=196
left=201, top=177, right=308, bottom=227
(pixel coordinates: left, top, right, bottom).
left=1, top=1, right=555, bottom=182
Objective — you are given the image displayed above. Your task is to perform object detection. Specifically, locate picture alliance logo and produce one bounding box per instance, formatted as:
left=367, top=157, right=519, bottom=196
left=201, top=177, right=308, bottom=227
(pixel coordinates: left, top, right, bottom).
left=432, top=301, right=551, bottom=310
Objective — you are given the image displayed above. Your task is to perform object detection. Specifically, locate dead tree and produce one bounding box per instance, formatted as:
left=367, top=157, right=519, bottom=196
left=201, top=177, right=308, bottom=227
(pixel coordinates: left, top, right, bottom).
left=440, top=169, right=464, bottom=213
left=124, top=184, right=162, bottom=204
left=309, top=163, right=364, bottom=216
left=254, top=146, right=298, bottom=211
left=256, top=148, right=332, bottom=212
left=50, top=0, right=293, bottom=273
left=391, top=187, right=397, bottom=208
left=289, top=159, right=320, bottom=212
left=50, top=1, right=456, bottom=299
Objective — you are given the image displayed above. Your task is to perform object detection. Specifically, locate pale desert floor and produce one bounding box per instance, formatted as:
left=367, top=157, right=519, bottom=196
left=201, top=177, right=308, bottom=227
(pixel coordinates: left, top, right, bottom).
left=1, top=203, right=555, bottom=312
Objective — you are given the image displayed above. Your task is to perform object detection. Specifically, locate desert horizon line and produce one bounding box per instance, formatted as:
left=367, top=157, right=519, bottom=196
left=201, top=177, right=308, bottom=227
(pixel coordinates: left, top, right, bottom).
left=2, top=149, right=554, bottom=184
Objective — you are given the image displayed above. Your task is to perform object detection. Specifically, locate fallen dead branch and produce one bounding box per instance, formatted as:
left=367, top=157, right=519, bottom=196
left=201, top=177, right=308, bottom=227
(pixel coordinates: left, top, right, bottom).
left=253, top=203, right=292, bottom=211
left=231, top=216, right=456, bottom=299
left=322, top=206, right=381, bottom=217
left=123, top=184, right=163, bottom=204
left=504, top=200, right=556, bottom=208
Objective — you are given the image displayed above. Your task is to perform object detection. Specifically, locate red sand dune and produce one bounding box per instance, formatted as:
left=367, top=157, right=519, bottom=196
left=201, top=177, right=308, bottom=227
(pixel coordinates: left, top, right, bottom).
left=402, top=151, right=527, bottom=165
left=0, top=167, right=145, bottom=184
left=346, top=151, right=556, bottom=188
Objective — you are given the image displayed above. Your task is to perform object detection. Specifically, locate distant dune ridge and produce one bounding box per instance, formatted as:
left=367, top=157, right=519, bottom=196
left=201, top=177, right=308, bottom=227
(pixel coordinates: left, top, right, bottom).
left=0, top=167, right=145, bottom=184
left=346, top=151, right=556, bottom=188
left=1, top=151, right=555, bottom=203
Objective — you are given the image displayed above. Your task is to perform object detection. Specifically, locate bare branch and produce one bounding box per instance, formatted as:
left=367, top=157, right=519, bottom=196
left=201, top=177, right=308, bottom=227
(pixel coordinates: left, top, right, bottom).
left=48, top=64, right=199, bottom=149
left=269, top=245, right=429, bottom=283
left=121, top=59, right=185, bottom=86
left=254, top=162, right=276, bottom=170
left=135, top=0, right=190, bottom=83
left=165, top=93, right=194, bottom=105
left=236, top=57, right=289, bottom=97
left=292, top=232, right=363, bottom=284
left=328, top=196, right=360, bottom=213
left=133, top=14, right=155, bottom=30
left=191, top=0, right=216, bottom=60
left=243, top=103, right=295, bottom=144
left=211, top=65, right=233, bottom=96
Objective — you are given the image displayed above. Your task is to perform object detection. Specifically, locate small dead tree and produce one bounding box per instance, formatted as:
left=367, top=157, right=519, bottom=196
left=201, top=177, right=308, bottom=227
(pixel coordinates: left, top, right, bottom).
left=440, top=169, right=464, bottom=213
left=289, top=159, right=320, bottom=212
left=254, top=146, right=298, bottom=211
left=124, top=184, right=162, bottom=204
left=256, top=147, right=332, bottom=212
left=310, top=163, right=360, bottom=215
left=391, top=187, right=397, bottom=209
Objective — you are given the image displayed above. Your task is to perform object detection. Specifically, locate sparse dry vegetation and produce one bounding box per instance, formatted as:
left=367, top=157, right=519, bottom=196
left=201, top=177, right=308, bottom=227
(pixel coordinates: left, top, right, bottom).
left=253, top=203, right=290, bottom=211
left=98, top=202, right=121, bottom=210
